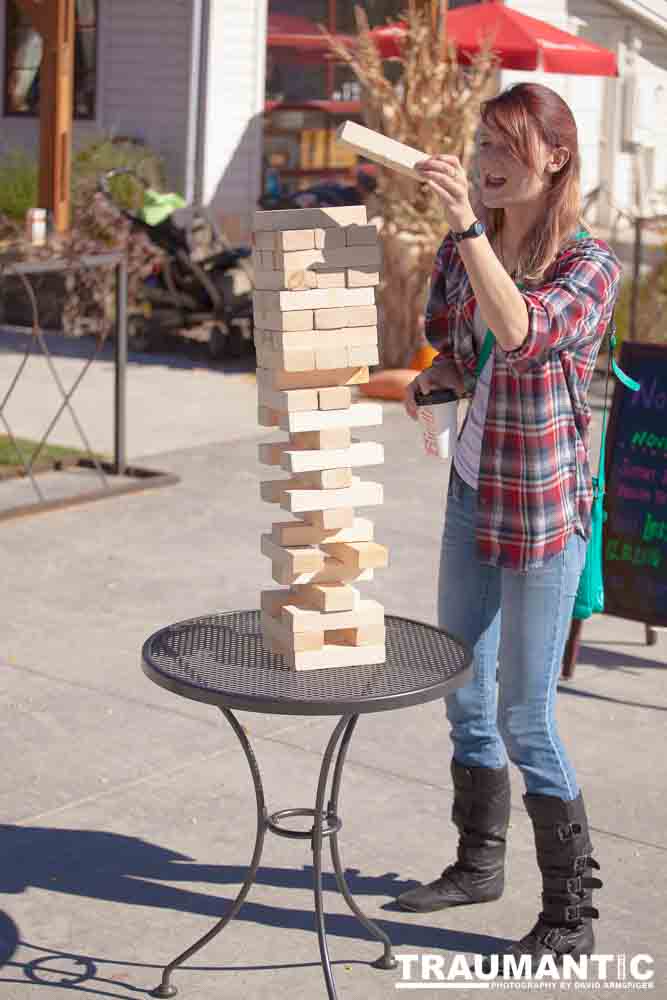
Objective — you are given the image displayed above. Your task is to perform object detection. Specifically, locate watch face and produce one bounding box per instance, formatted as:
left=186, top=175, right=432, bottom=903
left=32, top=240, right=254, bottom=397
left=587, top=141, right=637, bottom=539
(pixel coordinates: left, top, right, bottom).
left=472, top=221, right=485, bottom=237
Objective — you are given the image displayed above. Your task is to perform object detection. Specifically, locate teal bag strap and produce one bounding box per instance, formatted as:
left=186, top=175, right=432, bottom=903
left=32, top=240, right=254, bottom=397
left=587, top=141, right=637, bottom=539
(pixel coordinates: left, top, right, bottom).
left=475, top=328, right=495, bottom=378
left=596, top=321, right=641, bottom=491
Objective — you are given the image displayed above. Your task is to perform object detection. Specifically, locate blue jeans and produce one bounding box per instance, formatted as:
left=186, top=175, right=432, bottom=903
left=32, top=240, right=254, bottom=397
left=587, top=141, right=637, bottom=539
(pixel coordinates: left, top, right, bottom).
left=438, top=465, right=587, bottom=800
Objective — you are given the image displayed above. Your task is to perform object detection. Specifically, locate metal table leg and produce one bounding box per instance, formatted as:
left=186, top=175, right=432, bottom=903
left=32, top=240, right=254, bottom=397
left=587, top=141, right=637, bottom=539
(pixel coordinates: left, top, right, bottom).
left=151, top=707, right=267, bottom=998
left=328, top=717, right=397, bottom=972
left=312, top=715, right=397, bottom=1000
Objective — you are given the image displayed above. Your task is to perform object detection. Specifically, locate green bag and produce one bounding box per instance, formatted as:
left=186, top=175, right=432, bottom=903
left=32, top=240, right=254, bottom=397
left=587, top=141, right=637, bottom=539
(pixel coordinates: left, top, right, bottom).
left=573, top=324, right=640, bottom=619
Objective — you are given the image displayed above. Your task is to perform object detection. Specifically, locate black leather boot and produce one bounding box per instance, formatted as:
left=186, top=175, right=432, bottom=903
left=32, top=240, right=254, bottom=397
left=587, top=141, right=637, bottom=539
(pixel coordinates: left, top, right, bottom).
left=481, top=791, right=602, bottom=973
left=397, top=759, right=510, bottom=912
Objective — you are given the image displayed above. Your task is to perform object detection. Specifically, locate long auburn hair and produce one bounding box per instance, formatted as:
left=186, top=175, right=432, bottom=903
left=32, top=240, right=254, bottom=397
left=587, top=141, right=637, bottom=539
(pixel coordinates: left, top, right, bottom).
left=477, top=83, right=584, bottom=282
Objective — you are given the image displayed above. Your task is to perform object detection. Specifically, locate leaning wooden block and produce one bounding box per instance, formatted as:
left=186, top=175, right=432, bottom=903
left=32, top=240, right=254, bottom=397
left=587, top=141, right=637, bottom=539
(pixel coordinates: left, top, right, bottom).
left=258, top=366, right=369, bottom=392
left=347, top=268, right=380, bottom=288
left=345, top=224, right=380, bottom=246
left=261, top=533, right=325, bottom=575
left=280, top=401, right=383, bottom=434
left=318, top=386, right=352, bottom=410
left=336, top=120, right=427, bottom=181
left=281, top=599, right=384, bottom=633
left=299, top=467, right=353, bottom=490
left=257, top=383, right=320, bottom=414
left=281, top=480, right=384, bottom=514
left=282, top=440, right=384, bottom=474
left=290, top=428, right=352, bottom=450
left=302, top=507, right=355, bottom=530
left=254, top=205, right=367, bottom=232
left=280, top=642, right=386, bottom=671
left=254, top=286, right=375, bottom=315
left=326, top=624, right=386, bottom=647
left=272, top=517, right=374, bottom=546
left=321, top=541, right=389, bottom=571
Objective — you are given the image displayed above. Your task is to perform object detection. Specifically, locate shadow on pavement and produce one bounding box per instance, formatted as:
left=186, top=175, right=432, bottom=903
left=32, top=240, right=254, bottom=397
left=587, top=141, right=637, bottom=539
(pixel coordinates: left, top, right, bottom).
left=557, top=683, right=667, bottom=714
left=0, top=825, right=511, bottom=995
left=576, top=643, right=666, bottom=674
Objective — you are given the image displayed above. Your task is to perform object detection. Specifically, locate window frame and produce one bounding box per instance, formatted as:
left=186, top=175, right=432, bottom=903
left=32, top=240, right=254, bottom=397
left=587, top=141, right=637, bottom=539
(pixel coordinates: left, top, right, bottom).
left=3, top=0, right=99, bottom=121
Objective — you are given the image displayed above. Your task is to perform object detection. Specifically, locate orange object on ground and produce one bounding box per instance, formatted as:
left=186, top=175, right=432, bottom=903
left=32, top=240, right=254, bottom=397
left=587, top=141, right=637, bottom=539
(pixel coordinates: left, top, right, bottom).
left=359, top=369, right=415, bottom=401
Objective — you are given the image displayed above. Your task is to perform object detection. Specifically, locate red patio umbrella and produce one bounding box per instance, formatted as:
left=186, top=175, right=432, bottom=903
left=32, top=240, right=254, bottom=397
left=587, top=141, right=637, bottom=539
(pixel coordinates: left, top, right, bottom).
left=372, top=3, right=618, bottom=76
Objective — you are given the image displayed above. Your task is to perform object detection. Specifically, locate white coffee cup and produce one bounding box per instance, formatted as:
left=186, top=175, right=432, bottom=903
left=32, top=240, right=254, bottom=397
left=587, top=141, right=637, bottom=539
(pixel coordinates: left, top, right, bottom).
left=414, top=388, right=459, bottom=460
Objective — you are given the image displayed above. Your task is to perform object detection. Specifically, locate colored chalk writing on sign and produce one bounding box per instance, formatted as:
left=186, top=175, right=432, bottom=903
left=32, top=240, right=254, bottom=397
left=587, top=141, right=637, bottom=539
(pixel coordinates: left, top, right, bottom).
left=603, top=343, right=667, bottom=626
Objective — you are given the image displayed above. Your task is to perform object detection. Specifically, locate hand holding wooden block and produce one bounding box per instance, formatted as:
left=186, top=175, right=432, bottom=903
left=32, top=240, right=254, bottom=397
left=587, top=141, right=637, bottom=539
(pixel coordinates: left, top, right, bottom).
left=336, top=120, right=428, bottom=181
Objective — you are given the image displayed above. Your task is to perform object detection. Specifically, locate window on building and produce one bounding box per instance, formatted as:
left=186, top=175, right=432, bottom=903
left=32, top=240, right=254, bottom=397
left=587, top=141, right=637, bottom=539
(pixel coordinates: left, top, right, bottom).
left=4, top=0, right=97, bottom=119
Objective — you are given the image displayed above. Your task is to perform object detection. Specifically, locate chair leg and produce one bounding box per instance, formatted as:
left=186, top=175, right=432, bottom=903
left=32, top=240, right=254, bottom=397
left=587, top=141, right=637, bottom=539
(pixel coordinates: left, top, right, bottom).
left=561, top=619, right=583, bottom=680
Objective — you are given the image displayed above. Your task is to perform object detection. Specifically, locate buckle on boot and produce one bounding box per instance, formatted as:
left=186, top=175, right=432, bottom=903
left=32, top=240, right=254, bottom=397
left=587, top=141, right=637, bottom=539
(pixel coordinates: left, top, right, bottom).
left=543, top=875, right=582, bottom=894
left=540, top=928, right=563, bottom=950
left=563, top=904, right=581, bottom=923
left=573, top=854, right=589, bottom=873
left=557, top=822, right=583, bottom=842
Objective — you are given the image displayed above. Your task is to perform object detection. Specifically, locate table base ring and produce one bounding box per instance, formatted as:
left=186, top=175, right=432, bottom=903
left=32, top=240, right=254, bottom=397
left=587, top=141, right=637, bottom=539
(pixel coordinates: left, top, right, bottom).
left=267, top=807, right=342, bottom=840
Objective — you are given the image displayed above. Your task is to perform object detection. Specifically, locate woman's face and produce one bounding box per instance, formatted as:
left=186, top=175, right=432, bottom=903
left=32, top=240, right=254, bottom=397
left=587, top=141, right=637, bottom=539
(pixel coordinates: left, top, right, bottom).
left=477, top=121, right=562, bottom=210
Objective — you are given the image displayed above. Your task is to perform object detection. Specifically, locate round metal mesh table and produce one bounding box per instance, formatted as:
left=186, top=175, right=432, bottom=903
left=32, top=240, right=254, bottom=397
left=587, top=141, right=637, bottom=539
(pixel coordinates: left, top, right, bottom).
left=140, top=610, right=471, bottom=1000
left=141, top=610, right=472, bottom=716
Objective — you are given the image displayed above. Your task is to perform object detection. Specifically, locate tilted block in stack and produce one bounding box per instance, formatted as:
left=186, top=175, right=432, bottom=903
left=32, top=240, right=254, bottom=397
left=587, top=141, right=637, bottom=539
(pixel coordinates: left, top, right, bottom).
left=254, top=205, right=388, bottom=670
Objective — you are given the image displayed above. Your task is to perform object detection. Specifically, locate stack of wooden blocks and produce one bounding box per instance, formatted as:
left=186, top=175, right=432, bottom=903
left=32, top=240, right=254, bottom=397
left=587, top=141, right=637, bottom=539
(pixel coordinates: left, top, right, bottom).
left=254, top=204, right=388, bottom=671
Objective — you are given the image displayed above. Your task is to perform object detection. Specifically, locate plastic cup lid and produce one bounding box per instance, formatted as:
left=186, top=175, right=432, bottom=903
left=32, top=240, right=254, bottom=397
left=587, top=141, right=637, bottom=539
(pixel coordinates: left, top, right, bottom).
left=414, top=387, right=458, bottom=406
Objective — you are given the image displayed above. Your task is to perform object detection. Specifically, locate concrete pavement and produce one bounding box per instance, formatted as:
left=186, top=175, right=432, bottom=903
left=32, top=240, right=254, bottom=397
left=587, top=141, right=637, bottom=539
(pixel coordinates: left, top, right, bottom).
left=0, top=339, right=665, bottom=1000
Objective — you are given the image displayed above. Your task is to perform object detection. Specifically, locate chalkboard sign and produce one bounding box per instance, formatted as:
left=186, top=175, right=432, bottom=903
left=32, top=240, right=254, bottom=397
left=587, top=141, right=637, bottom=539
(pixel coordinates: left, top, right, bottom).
left=603, top=342, right=667, bottom=627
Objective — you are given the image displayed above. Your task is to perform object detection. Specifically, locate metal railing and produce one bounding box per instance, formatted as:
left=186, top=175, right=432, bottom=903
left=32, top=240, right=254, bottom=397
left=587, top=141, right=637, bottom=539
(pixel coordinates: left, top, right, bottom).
left=0, top=252, right=178, bottom=520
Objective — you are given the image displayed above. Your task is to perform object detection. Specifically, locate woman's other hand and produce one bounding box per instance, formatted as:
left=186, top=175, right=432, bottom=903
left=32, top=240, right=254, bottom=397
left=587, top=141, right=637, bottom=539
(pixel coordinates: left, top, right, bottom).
left=404, top=362, right=464, bottom=421
left=415, top=155, right=477, bottom=233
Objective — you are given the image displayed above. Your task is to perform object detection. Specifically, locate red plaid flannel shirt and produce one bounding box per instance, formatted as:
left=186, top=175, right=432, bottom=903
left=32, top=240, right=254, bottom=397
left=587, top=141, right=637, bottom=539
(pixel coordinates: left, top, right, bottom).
left=426, top=233, right=622, bottom=570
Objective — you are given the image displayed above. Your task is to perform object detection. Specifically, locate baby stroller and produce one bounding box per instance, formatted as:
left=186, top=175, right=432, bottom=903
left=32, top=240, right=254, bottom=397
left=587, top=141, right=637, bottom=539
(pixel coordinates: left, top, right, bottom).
left=98, top=168, right=254, bottom=358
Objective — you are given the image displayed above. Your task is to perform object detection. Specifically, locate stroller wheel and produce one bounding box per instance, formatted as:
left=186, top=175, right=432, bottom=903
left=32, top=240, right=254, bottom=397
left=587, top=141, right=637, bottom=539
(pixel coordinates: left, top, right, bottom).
left=208, top=324, right=228, bottom=360
left=208, top=323, right=243, bottom=360
left=127, top=315, right=153, bottom=353
left=226, top=322, right=244, bottom=359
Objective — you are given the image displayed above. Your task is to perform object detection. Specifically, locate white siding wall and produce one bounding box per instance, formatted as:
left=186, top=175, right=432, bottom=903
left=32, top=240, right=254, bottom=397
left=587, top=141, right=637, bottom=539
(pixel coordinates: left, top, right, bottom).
left=500, top=0, right=605, bottom=215
left=0, top=0, right=193, bottom=191
left=501, top=0, right=667, bottom=226
left=201, top=0, right=267, bottom=239
left=101, top=0, right=192, bottom=191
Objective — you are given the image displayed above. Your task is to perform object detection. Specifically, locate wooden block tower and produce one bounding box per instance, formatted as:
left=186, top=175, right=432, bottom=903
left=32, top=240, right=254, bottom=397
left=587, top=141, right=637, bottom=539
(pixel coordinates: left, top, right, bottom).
left=253, top=204, right=388, bottom=671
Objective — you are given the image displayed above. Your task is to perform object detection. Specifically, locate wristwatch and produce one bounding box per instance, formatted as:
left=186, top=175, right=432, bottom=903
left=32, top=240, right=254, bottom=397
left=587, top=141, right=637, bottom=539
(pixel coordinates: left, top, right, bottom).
left=451, top=219, right=485, bottom=243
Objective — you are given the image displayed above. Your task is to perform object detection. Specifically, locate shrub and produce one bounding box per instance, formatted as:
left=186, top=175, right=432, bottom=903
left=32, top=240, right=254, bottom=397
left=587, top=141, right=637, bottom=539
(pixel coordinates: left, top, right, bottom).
left=0, top=150, right=39, bottom=220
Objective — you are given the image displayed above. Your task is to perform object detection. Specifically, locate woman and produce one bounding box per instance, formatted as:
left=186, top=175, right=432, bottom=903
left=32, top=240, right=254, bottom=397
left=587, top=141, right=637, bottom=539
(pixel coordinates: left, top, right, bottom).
left=400, top=83, right=618, bottom=967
